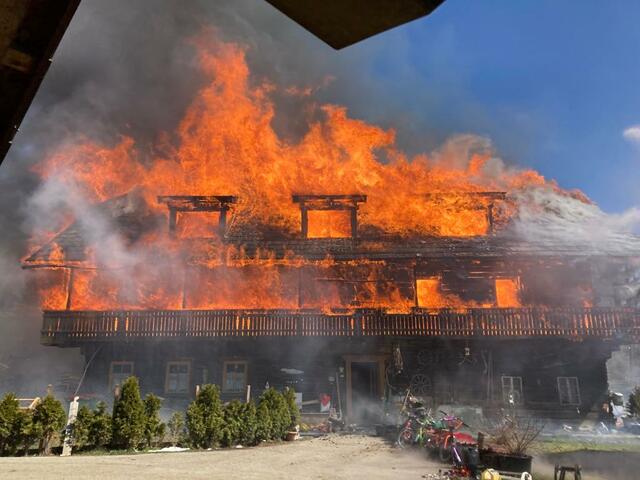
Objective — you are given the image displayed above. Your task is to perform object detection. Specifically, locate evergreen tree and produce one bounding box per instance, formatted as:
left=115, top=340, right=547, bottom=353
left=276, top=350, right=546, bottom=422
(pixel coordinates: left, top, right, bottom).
left=628, top=386, right=640, bottom=417
left=258, top=388, right=289, bottom=440
left=283, top=387, right=300, bottom=430
left=31, top=394, right=66, bottom=455
left=238, top=401, right=257, bottom=446
left=111, top=377, right=145, bottom=449
left=0, top=393, right=20, bottom=456
left=221, top=400, right=243, bottom=447
left=71, top=405, right=93, bottom=449
left=186, top=384, right=223, bottom=448
left=143, top=393, right=164, bottom=447
left=167, top=411, right=185, bottom=446
left=14, top=410, right=36, bottom=456
left=255, top=400, right=272, bottom=442
left=89, top=402, right=111, bottom=448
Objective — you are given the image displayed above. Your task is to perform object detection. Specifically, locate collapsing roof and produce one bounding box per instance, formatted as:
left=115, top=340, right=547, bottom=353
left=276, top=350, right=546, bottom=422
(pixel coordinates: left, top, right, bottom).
left=265, top=0, right=446, bottom=49
left=22, top=190, right=640, bottom=267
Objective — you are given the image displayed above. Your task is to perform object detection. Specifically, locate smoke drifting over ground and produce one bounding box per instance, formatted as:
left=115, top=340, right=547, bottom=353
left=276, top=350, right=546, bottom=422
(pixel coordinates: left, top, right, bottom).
left=1, top=0, right=640, bottom=395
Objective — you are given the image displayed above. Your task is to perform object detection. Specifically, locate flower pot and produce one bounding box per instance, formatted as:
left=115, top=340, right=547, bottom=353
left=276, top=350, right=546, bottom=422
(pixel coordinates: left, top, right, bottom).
left=285, top=431, right=299, bottom=441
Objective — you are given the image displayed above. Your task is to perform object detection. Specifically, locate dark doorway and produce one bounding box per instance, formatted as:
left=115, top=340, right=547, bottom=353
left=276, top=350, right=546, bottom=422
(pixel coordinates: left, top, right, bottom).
left=351, top=361, right=379, bottom=424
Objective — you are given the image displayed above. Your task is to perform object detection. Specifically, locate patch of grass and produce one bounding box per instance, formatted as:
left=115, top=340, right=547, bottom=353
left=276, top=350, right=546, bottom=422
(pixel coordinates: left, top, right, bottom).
left=531, top=437, right=640, bottom=454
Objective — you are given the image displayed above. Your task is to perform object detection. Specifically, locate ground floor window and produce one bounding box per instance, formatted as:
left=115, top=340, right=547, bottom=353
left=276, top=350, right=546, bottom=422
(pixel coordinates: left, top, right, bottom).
left=501, top=375, right=523, bottom=405
left=557, top=376, right=581, bottom=405
left=223, top=360, right=248, bottom=393
left=109, top=361, right=134, bottom=391
left=165, top=361, right=191, bottom=394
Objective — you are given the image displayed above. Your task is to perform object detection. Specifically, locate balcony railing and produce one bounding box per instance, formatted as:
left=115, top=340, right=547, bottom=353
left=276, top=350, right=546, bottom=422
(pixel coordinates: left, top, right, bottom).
left=40, top=307, right=640, bottom=345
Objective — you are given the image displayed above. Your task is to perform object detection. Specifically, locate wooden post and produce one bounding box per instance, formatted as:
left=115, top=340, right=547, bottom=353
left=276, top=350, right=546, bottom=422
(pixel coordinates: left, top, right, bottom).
left=219, top=207, right=228, bottom=235
left=350, top=207, right=358, bottom=239
left=297, top=267, right=304, bottom=308
left=65, top=268, right=75, bottom=310
left=300, top=205, right=308, bottom=238
left=245, top=384, right=251, bottom=403
left=486, top=202, right=495, bottom=234
left=181, top=266, right=188, bottom=309
left=168, top=208, right=177, bottom=235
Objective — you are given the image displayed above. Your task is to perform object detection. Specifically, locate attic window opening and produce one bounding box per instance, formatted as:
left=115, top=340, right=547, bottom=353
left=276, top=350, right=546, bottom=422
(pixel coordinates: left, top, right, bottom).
left=292, top=194, right=366, bottom=239
left=421, top=192, right=506, bottom=236
left=307, top=210, right=351, bottom=238
left=176, top=211, right=220, bottom=239
left=158, top=195, right=237, bottom=236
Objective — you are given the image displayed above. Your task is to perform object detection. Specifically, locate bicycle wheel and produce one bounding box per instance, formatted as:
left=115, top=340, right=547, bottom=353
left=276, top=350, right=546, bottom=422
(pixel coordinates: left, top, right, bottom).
left=396, top=427, right=414, bottom=449
left=438, top=438, right=452, bottom=462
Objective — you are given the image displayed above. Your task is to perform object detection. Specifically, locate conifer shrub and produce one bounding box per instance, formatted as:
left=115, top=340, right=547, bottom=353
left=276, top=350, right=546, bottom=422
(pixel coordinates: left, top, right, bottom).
left=111, top=377, right=145, bottom=449
left=255, top=399, right=272, bottom=443
left=15, top=409, right=36, bottom=456
left=221, top=400, right=243, bottom=447
left=167, top=411, right=185, bottom=446
left=258, top=388, right=289, bottom=440
left=143, top=393, right=165, bottom=447
left=31, top=393, right=66, bottom=455
left=283, top=387, right=300, bottom=430
left=238, top=401, right=257, bottom=446
left=72, top=405, right=93, bottom=449
left=628, top=386, right=640, bottom=417
left=0, top=393, right=20, bottom=456
left=186, top=384, right=223, bottom=448
left=89, top=401, right=112, bottom=448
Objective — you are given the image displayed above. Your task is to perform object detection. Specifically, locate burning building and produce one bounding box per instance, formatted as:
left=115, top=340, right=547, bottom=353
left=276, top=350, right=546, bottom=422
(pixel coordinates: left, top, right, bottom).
left=21, top=37, right=640, bottom=421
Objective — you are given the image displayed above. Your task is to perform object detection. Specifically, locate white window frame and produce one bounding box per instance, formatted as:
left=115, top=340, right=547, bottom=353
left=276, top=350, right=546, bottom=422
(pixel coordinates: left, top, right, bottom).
left=222, top=360, right=248, bottom=393
left=109, top=361, right=134, bottom=391
left=501, top=375, right=524, bottom=405
left=165, top=361, right=191, bottom=395
left=557, top=376, right=581, bottom=406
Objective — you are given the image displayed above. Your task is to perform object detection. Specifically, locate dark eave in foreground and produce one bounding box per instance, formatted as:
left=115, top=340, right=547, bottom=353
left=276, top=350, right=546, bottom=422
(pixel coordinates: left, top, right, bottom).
left=265, top=0, right=445, bottom=50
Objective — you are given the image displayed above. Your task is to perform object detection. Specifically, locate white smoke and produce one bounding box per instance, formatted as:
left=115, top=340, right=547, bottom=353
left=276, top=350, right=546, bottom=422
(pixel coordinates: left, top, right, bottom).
left=511, top=186, right=640, bottom=248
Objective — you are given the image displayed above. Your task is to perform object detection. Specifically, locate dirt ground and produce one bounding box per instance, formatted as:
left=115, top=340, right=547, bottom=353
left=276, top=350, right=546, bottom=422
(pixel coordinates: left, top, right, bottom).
left=0, top=435, right=444, bottom=480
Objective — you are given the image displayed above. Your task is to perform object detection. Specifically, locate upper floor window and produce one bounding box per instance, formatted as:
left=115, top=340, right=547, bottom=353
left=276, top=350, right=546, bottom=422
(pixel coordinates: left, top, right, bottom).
left=495, top=277, right=521, bottom=307
left=109, top=361, right=134, bottom=391
left=223, top=360, right=248, bottom=393
left=557, top=376, right=581, bottom=405
left=165, top=361, right=191, bottom=395
left=501, top=375, right=524, bottom=405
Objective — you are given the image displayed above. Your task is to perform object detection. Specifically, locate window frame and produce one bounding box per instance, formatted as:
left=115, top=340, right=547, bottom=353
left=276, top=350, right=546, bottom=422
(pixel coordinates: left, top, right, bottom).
left=222, top=360, right=248, bottom=393
left=164, top=361, right=192, bottom=395
left=501, top=375, right=524, bottom=405
left=557, top=376, right=581, bottom=406
left=109, top=361, right=134, bottom=392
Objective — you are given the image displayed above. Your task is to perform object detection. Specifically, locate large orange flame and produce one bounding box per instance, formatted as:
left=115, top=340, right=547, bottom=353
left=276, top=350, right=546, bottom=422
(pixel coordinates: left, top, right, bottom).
left=29, top=34, right=590, bottom=312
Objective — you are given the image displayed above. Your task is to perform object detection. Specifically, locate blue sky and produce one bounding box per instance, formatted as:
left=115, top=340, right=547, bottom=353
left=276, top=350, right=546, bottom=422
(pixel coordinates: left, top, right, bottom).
left=334, top=0, right=640, bottom=213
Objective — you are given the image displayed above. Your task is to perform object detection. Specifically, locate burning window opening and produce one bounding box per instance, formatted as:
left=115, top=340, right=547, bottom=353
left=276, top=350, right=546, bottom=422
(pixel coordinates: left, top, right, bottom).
left=495, top=277, right=521, bottom=308
left=158, top=195, right=238, bottom=236
left=293, top=194, right=366, bottom=239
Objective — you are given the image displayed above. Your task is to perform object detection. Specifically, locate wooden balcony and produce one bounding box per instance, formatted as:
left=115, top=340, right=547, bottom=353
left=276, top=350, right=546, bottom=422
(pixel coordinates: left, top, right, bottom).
left=40, top=307, right=640, bottom=346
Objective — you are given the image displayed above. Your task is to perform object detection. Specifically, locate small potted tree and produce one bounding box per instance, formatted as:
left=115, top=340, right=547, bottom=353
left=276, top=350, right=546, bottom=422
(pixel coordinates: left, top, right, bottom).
left=484, top=416, right=543, bottom=473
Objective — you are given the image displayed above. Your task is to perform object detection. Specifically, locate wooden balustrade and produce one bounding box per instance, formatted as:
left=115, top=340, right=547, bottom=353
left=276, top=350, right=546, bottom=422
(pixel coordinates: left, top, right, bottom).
left=40, top=307, right=640, bottom=345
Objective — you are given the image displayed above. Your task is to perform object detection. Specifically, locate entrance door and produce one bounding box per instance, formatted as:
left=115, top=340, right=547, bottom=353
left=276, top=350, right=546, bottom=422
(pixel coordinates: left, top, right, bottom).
left=350, top=361, right=379, bottom=424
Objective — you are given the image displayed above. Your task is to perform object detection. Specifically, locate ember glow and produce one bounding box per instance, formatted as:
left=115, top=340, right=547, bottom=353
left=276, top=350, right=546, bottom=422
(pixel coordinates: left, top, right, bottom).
left=26, top=35, right=590, bottom=313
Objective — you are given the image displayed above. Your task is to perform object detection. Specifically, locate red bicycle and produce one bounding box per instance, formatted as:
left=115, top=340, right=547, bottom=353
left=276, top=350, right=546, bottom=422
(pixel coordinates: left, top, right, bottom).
left=425, top=412, right=479, bottom=477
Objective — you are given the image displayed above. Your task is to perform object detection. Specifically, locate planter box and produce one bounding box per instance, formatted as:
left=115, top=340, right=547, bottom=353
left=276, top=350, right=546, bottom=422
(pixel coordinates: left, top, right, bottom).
left=481, top=452, right=532, bottom=474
